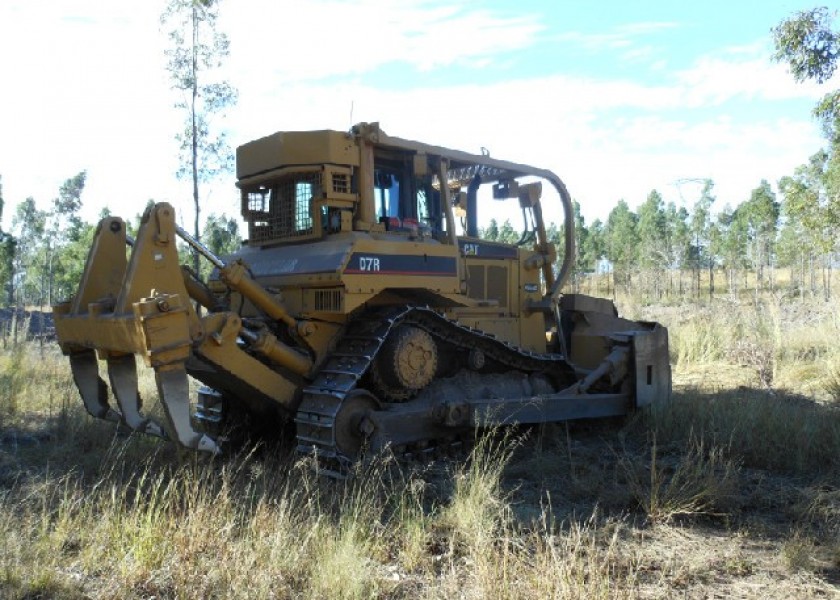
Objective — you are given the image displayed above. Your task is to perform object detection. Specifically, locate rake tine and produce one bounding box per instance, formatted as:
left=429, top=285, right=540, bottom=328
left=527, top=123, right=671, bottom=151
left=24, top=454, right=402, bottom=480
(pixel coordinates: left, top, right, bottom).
left=107, top=354, right=167, bottom=439
left=155, top=364, right=220, bottom=454
left=69, top=350, right=121, bottom=423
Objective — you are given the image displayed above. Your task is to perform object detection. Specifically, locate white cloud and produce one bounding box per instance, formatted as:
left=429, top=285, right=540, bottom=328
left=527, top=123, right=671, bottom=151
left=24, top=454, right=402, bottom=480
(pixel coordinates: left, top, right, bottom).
left=222, top=64, right=822, bottom=227
left=220, top=0, right=544, bottom=83
left=0, top=0, right=830, bottom=235
left=554, top=21, right=679, bottom=51
left=0, top=1, right=183, bottom=222
left=675, top=54, right=828, bottom=106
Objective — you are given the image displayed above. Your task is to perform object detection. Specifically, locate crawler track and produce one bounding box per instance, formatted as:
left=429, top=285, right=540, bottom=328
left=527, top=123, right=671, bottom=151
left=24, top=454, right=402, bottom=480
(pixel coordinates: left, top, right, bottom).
left=294, top=306, right=575, bottom=473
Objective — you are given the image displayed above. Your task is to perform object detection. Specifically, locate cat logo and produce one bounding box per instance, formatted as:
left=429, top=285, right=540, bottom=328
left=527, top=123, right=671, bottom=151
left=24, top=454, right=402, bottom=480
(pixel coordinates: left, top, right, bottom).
left=462, top=243, right=479, bottom=256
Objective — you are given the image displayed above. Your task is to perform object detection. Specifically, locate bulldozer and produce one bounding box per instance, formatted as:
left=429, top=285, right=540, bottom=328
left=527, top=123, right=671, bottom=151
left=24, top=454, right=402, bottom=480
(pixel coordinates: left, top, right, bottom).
left=53, top=122, right=670, bottom=470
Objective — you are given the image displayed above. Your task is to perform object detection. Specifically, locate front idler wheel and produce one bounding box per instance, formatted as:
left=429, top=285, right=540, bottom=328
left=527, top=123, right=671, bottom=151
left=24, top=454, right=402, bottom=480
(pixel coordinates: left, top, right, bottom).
left=334, top=389, right=381, bottom=459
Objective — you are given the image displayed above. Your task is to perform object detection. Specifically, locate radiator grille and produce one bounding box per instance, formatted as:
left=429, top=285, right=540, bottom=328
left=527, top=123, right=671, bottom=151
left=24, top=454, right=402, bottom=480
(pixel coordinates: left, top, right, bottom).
left=313, top=289, right=343, bottom=312
left=487, top=265, right=508, bottom=307
left=467, top=265, right=485, bottom=299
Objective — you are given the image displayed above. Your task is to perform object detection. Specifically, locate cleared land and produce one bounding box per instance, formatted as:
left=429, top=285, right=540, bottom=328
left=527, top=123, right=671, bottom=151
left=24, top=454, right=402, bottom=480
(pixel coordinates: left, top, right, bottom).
left=0, top=294, right=839, bottom=599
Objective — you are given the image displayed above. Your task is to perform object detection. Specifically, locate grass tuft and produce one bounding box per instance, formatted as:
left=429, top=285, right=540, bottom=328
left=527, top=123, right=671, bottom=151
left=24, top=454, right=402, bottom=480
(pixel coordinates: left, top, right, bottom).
left=623, top=433, right=740, bottom=524
left=781, top=530, right=815, bottom=573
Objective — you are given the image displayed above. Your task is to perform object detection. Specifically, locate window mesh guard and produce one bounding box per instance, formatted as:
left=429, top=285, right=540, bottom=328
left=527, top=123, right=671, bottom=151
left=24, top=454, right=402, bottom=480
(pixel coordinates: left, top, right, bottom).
left=244, top=172, right=321, bottom=243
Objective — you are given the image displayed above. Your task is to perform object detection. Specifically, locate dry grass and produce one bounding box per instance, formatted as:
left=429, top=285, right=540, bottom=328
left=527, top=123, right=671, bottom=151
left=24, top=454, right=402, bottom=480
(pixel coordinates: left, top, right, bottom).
left=622, top=433, right=740, bottom=524
left=2, top=291, right=840, bottom=598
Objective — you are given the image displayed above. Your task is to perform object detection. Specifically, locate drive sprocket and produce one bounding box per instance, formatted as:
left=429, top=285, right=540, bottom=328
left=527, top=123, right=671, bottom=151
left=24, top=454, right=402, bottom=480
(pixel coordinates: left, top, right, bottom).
left=369, top=325, right=438, bottom=401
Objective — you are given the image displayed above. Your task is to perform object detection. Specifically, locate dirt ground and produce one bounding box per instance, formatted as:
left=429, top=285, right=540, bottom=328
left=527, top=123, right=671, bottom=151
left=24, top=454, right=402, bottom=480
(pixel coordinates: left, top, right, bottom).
left=498, top=418, right=840, bottom=599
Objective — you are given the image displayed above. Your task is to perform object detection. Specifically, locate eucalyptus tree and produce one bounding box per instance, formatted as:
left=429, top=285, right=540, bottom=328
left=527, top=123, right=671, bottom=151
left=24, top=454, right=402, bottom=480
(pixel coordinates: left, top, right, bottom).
left=664, top=202, right=690, bottom=297
left=496, top=219, right=519, bottom=245
left=741, top=180, right=780, bottom=291
left=636, top=190, right=668, bottom=299
left=48, top=171, right=88, bottom=304
left=774, top=6, right=840, bottom=140
left=584, top=218, right=605, bottom=266
left=200, top=213, right=240, bottom=277
left=688, top=180, right=716, bottom=298
left=571, top=200, right=593, bottom=287
left=716, top=205, right=748, bottom=297
left=604, top=200, right=638, bottom=293
left=774, top=7, right=840, bottom=246
left=779, top=151, right=836, bottom=298
left=11, top=198, right=47, bottom=306
left=0, top=175, right=14, bottom=306
left=481, top=218, right=500, bottom=242
left=162, top=0, right=238, bottom=275
left=582, top=218, right=606, bottom=294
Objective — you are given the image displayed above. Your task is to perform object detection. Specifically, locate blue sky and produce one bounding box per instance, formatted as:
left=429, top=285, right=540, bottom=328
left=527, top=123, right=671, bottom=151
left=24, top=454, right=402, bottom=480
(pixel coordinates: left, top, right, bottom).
left=0, top=0, right=835, bottom=232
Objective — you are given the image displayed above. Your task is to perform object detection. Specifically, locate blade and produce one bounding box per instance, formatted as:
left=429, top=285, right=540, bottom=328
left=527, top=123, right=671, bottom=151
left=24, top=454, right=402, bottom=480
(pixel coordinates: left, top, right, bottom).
left=68, top=350, right=121, bottom=423
left=155, top=364, right=220, bottom=454
left=107, top=354, right=166, bottom=439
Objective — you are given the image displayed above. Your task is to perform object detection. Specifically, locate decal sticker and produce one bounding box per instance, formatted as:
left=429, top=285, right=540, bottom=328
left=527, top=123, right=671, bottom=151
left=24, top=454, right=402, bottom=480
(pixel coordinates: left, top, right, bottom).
left=345, top=253, right=457, bottom=276
left=358, top=256, right=381, bottom=271
left=458, top=240, right=517, bottom=259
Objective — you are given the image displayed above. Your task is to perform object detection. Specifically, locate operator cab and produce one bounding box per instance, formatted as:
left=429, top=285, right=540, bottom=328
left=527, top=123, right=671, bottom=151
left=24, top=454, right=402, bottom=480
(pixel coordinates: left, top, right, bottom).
left=234, top=123, right=573, bottom=304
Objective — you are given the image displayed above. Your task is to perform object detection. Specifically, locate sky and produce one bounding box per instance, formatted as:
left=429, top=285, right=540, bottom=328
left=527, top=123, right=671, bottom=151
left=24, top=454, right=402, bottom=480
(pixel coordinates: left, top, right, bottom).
left=0, top=0, right=836, bottom=233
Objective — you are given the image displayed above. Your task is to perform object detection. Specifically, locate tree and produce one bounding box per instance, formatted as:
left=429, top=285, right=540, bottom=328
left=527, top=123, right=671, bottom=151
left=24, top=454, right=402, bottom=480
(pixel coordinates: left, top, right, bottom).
left=637, top=190, right=668, bottom=299
left=584, top=218, right=607, bottom=294
left=717, top=205, right=749, bottom=297
left=604, top=200, right=638, bottom=292
left=773, top=7, right=839, bottom=84
left=774, top=7, right=840, bottom=298
left=0, top=176, right=16, bottom=306
left=584, top=218, right=605, bottom=268
left=571, top=200, right=592, bottom=286
left=496, top=219, right=519, bottom=245
left=773, top=7, right=840, bottom=140
left=741, top=180, right=780, bottom=291
left=11, top=198, right=47, bottom=306
left=663, top=202, right=690, bottom=296
left=48, top=171, right=88, bottom=304
left=689, top=180, right=716, bottom=298
left=779, top=151, right=836, bottom=298
left=481, top=218, right=500, bottom=241
left=201, top=213, right=240, bottom=276
left=162, top=0, right=238, bottom=275
left=53, top=172, right=86, bottom=241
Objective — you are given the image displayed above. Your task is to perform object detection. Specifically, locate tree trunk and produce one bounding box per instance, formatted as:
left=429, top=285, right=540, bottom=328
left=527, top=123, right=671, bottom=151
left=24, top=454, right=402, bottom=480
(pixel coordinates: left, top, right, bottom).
left=694, top=266, right=700, bottom=299
left=190, top=4, right=203, bottom=317
left=728, top=267, right=734, bottom=299
left=824, top=254, right=832, bottom=301
left=708, top=263, right=714, bottom=302
left=191, top=4, right=200, bottom=278
left=800, top=255, right=805, bottom=301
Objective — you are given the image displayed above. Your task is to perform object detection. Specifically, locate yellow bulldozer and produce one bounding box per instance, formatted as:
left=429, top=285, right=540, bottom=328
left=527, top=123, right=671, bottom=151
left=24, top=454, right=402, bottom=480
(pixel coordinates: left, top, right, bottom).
left=53, top=122, right=670, bottom=470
